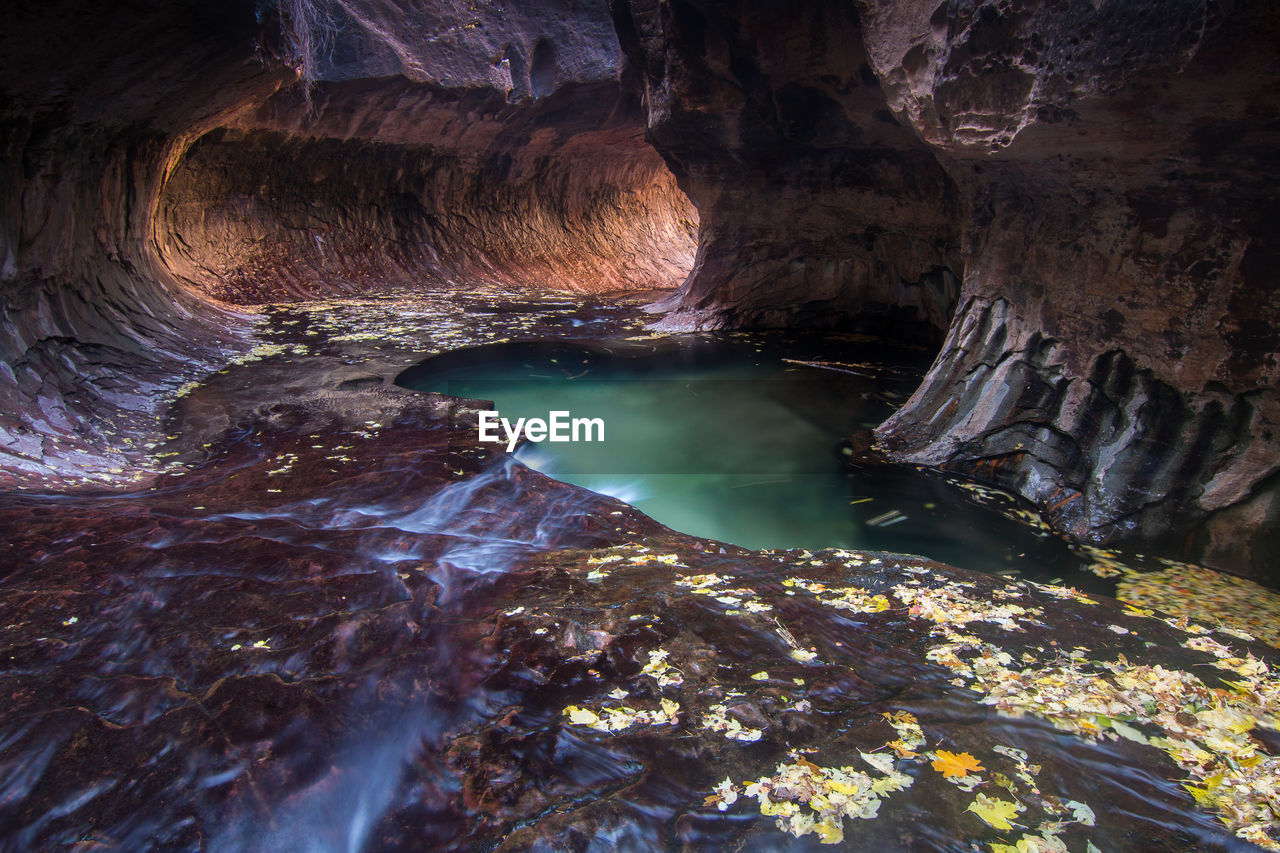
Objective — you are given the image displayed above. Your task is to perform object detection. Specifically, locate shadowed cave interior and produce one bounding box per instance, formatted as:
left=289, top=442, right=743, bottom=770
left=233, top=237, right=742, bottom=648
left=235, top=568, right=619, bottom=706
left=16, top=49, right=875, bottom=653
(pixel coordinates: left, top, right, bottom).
left=1, top=0, right=1280, bottom=850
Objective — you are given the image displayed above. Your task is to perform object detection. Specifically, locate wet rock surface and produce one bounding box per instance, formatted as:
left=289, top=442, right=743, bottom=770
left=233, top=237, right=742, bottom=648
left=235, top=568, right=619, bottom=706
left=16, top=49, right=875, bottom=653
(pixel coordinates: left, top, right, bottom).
left=1, top=293, right=1278, bottom=851
left=1, top=416, right=1276, bottom=850
left=0, top=404, right=1267, bottom=849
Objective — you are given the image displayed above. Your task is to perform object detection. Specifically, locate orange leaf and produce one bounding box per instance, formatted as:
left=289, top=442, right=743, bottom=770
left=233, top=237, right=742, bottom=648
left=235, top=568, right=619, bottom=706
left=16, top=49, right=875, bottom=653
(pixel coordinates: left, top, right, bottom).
left=931, top=750, right=984, bottom=778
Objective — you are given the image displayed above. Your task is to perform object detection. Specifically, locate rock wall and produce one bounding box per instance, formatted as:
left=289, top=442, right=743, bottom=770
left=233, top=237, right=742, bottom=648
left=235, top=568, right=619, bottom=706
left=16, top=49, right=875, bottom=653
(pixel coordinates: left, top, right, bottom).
left=862, top=0, right=1280, bottom=577
left=156, top=82, right=694, bottom=301
left=611, top=0, right=964, bottom=340
left=0, top=0, right=288, bottom=488
left=615, top=0, right=1279, bottom=578
left=0, top=0, right=694, bottom=486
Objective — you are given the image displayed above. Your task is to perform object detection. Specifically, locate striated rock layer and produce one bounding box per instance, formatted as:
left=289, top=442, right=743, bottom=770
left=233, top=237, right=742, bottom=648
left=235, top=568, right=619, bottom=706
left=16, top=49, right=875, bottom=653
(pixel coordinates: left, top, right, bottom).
left=0, top=0, right=695, bottom=488
left=157, top=83, right=694, bottom=302
left=861, top=0, right=1280, bottom=577
left=615, top=0, right=1280, bottom=579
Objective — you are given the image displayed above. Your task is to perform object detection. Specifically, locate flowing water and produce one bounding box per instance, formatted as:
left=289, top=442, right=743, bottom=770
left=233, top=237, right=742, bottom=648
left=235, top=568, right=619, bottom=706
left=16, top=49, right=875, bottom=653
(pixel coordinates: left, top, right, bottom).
left=0, top=296, right=1264, bottom=852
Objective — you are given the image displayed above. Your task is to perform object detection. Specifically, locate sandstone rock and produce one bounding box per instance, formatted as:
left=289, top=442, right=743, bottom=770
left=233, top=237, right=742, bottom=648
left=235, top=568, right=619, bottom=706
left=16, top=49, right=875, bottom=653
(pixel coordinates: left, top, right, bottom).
left=614, top=0, right=1280, bottom=579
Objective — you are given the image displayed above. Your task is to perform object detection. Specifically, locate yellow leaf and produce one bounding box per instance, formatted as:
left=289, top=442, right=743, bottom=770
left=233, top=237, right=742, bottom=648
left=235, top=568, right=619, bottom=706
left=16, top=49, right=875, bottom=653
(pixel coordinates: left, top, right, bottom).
left=565, top=706, right=599, bottom=726
left=888, top=739, right=919, bottom=759
left=966, top=793, right=1022, bottom=830
left=932, top=750, right=984, bottom=778
left=1184, top=772, right=1224, bottom=806
left=815, top=817, right=844, bottom=845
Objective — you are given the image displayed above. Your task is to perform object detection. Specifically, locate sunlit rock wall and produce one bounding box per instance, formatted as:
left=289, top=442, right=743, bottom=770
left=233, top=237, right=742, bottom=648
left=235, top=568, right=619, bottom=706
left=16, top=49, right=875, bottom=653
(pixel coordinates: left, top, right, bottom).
left=156, top=84, right=694, bottom=301
left=0, top=0, right=694, bottom=486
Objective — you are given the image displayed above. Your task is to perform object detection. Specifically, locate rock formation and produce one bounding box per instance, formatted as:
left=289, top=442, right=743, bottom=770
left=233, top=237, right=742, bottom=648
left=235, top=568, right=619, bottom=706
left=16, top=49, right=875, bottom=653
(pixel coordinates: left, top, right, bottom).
left=0, top=0, right=1276, bottom=577
left=613, top=0, right=964, bottom=339
left=0, top=0, right=695, bottom=487
left=859, top=0, right=1280, bottom=577
left=614, top=0, right=1280, bottom=579
left=4, top=3, right=1280, bottom=848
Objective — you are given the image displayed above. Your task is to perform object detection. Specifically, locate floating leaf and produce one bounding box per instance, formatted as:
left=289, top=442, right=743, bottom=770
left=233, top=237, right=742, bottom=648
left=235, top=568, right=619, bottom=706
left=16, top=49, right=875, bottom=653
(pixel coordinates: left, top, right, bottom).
left=1065, top=799, right=1096, bottom=826
left=565, top=706, right=598, bottom=726
left=860, top=751, right=896, bottom=775
left=814, top=817, right=844, bottom=845
left=932, top=750, right=984, bottom=778
left=966, top=793, right=1023, bottom=830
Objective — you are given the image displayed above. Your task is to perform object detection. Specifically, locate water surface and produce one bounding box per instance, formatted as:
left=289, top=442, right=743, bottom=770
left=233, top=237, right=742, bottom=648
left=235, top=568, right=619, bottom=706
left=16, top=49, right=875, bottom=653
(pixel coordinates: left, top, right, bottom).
left=397, top=332, right=1107, bottom=590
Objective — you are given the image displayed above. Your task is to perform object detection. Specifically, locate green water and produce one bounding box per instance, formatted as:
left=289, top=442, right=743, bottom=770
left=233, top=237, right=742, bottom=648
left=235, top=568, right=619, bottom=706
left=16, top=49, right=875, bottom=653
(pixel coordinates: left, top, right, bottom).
left=398, top=333, right=1102, bottom=587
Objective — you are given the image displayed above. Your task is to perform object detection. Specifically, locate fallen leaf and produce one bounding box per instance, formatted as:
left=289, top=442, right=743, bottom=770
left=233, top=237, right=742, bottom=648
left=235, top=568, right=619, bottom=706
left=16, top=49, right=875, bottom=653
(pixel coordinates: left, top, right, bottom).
left=932, top=750, right=984, bottom=778
left=966, top=793, right=1023, bottom=830
left=1065, top=799, right=1096, bottom=826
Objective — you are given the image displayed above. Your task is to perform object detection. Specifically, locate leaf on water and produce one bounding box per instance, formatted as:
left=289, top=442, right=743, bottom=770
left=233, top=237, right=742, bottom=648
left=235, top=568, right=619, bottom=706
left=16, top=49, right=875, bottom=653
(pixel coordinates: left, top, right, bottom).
left=1065, top=799, right=1096, bottom=826
left=1109, top=720, right=1149, bottom=745
left=992, top=745, right=1029, bottom=763
left=966, top=793, right=1023, bottom=830
left=932, top=750, right=984, bottom=778
left=860, top=751, right=896, bottom=775
left=814, top=817, right=844, bottom=845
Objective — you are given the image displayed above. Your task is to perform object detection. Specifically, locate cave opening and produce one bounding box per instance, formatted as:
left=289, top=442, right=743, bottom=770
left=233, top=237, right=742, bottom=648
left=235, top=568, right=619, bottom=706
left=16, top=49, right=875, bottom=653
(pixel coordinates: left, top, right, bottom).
left=154, top=85, right=701, bottom=304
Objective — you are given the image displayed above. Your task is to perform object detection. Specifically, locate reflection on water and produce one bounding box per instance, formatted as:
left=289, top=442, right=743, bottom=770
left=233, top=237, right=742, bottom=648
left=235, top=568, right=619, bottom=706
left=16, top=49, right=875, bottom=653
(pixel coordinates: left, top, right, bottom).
left=397, top=333, right=1106, bottom=590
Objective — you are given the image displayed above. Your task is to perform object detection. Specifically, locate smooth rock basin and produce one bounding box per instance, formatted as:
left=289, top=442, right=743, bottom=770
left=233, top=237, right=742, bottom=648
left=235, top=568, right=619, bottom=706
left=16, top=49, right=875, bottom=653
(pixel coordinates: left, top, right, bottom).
left=396, top=333, right=1114, bottom=591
